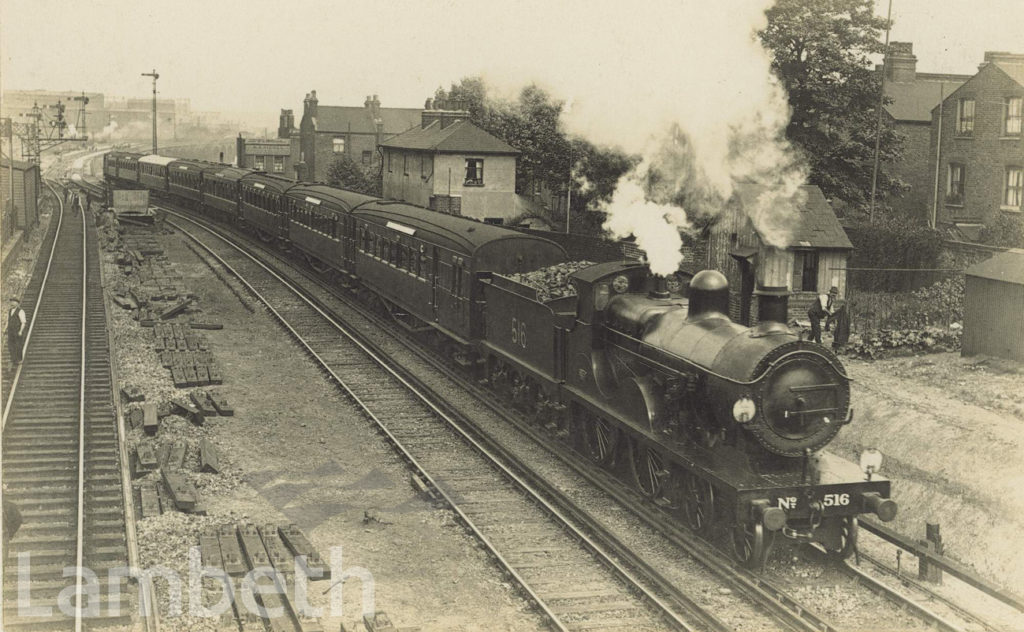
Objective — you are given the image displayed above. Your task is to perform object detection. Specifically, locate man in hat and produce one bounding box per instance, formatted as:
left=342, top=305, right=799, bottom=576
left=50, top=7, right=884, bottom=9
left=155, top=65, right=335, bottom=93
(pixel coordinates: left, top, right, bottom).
left=7, top=296, right=27, bottom=365
left=807, top=286, right=838, bottom=344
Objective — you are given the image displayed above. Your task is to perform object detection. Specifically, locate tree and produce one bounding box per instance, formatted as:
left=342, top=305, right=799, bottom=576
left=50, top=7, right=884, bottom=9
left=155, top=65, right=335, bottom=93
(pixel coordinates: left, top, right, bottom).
left=434, top=78, right=635, bottom=232
left=326, top=155, right=380, bottom=196
left=759, top=0, right=906, bottom=212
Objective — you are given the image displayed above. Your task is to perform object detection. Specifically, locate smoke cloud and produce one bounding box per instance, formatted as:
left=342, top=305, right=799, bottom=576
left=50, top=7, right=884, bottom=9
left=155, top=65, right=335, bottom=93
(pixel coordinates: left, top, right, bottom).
left=471, top=0, right=806, bottom=275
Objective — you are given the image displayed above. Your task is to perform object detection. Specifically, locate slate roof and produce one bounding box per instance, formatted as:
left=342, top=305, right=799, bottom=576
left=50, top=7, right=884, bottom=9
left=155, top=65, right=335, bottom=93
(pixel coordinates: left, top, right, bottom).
left=966, top=249, right=1024, bottom=285
left=313, top=106, right=421, bottom=135
left=732, top=183, right=853, bottom=250
left=885, top=73, right=969, bottom=122
left=379, top=119, right=519, bottom=155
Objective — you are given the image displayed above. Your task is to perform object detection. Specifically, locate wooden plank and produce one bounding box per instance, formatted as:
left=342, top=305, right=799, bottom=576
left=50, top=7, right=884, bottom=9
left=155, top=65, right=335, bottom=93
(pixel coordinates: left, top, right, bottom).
left=208, top=390, right=233, bottom=416
left=259, top=524, right=295, bottom=576
left=217, top=526, right=249, bottom=576
left=237, top=523, right=271, bottom=569
left=167, top=440, right=187, bottom=470
left=143, top=403, right=159, bottom=435
left=162, top=468, right=199, bottom=511
left=278, top=524, right=329, bottom=579
left=172, top=397, right=205, bottom=425
left=134, top=443, right=158, bottom=476
left=199, top=438, right=221, bottom=473
left=208, top=363, right=223, bottom=385
left=194, top=365, right=211, bottom=386
left=199, top=527, right=225, bottom=569
left=139, top=482, right=161, bottom=518
left=191, top=391, right=218, bottom=416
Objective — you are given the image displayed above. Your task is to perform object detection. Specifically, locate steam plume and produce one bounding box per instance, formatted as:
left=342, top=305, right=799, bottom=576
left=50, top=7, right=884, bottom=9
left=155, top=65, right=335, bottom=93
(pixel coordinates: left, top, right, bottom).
left=469, top=0, right=807, bottom=275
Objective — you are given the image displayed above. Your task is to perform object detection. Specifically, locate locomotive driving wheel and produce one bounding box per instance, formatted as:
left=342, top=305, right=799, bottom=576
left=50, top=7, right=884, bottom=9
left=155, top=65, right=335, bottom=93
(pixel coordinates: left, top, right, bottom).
left=628, top=439, right=668, bottom=499
left=583, top=416, right=619, bottom=466
left=682, top=472, right=715, bottom=535
left=733, top=521, right=774, bottom=570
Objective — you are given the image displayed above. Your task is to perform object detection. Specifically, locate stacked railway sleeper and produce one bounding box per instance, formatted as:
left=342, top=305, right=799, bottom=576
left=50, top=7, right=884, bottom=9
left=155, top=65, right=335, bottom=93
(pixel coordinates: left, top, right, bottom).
left=194, top=522, right=332, bottom=632
left=161, top=216, right=705, bottom=631
left=159, top=206, right=1024, bottom=632
left=98, top=223, right=237, bottom=521
left=1, top=203, right=132, bottom=630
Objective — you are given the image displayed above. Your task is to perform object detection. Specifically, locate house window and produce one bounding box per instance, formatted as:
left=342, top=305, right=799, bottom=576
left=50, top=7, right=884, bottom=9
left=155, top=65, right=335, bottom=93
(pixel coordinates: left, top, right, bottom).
left=1005, top=167, right=1023, bottom=209
left=387, top=151, right=392, bottom=173
left=333, top=137, right=346, bottom=154
left=421, top=155, right=431, bottom=179
left=362, top=150, right=371, bottom=165
left=1005, top=97, right=1023, bottom=136
left=273, top=156, right=284, bottom=173
left=403, top=154, right=409, bottom=176
left=253, top=155, right=265, bottom=171
left=793, top=251, right=819, bottom=292
left=464, top=158, right=484, bottom=186
left=947, top=163, right=965, bottom=205
left=956, top=98, right=975, bottom=135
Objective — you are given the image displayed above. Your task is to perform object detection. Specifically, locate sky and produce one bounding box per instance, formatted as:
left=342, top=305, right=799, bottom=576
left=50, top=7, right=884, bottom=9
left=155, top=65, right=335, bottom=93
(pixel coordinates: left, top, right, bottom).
left=1, top=0, right=1021, bottom=118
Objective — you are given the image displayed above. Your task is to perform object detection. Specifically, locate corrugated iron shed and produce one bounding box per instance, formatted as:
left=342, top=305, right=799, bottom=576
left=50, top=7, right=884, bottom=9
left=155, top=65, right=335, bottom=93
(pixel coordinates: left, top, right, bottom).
left=963, top=249, right=1024, bottom=362
left=965, top=248, right=1024, bottom=285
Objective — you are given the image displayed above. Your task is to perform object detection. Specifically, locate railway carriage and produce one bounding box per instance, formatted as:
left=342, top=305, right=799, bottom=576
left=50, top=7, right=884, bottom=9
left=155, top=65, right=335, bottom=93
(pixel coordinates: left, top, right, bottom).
left=138, top=155, right=176, bottom=192
left=201, top=166, right=252, bottom=221
left=167, top=159, right=218, bottom=207
left=238, top=173, right=296, bottom=242
left=106, top=152, right=142, bottom=185
left=284, top=184, right=377, bottom=274
left=351, top=202, right=565, bottom=349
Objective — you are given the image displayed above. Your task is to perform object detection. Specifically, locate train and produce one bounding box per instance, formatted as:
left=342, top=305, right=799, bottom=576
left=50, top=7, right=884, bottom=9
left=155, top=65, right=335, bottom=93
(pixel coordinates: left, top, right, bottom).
left=104, top=151, right=897, bottom=568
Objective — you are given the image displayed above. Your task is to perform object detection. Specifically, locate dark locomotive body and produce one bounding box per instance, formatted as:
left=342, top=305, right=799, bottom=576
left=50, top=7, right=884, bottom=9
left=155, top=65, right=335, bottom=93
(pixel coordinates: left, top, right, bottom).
left=105, top=152, right=896, bottom=566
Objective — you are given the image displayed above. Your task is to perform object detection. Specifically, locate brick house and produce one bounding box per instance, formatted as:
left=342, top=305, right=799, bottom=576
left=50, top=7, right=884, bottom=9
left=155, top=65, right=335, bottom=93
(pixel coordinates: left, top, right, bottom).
left=380, top=107, right=520, bottom=222
left=927, top=52, right=1024, bottom=238
left=296, top=91, right=421, bottom=183
left=881, top=43, right=970, bottom=222
left=707, top=184, right=852, bottom=325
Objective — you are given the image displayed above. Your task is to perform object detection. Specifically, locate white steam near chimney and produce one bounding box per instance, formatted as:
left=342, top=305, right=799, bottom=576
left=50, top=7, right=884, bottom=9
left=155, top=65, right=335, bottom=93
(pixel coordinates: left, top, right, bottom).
left=473, top=0, right=806, bottom=275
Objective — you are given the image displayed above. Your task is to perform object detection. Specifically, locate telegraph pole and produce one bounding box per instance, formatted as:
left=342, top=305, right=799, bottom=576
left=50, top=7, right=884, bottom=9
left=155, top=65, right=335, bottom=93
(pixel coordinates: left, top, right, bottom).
left=868, top=0, right=893, bottom=224
left=142, top=69, right=159, bottom=153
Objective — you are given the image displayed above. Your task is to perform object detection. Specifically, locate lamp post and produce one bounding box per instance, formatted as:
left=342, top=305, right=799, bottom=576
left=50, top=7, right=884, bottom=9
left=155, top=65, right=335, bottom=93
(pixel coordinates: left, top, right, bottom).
left=141, top=70, right=159, bottom=154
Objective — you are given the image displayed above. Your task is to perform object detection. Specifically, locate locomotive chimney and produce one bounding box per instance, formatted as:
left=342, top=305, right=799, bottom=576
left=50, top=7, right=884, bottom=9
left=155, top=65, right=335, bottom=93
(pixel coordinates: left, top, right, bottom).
left=755, top=286, right=790, bottom=324
left=649, top=274, right=670, bottom=299
left=687, top=270, right=730, bottom=319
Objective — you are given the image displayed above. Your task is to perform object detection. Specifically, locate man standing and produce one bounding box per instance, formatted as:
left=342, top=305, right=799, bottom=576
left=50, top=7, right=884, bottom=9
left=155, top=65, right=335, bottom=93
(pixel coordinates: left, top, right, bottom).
left=807, top=286, right=838, bottom=344
left=7, top=297, right=27, bottom=365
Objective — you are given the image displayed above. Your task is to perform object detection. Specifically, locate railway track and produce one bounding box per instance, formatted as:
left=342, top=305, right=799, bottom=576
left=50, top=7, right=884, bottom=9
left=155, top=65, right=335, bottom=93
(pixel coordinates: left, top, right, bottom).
left=163, top=215, right=723, bottom=632
left=1, top=186, right=132, bottom=631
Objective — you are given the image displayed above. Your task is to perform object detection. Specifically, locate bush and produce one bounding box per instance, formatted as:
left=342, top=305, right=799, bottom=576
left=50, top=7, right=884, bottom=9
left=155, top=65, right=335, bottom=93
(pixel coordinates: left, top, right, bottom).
left=844, top=327, right=961, bottom=360
left=326, top=156, right=381, bottom=196
left=979, top=213, right=1024, bottom=248
left=849, top=275, right=964, bottom=331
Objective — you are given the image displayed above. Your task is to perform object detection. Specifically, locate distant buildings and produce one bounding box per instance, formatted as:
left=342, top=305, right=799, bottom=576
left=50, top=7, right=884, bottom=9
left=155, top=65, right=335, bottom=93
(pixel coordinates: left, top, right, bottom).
left=294, top=91, right=421, bottom=183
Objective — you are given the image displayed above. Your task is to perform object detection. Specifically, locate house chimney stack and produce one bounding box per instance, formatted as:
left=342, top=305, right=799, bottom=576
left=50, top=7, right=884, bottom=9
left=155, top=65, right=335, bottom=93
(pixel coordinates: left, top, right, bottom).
left=371, top=94, right=381, bottom=120
left=278, top=109, right=294, bottom=139
left=886, top=42, right=917, bottom=82
left=981, top=51, right=1024, bottom=71
left=303, top=90, right=318, bottom=118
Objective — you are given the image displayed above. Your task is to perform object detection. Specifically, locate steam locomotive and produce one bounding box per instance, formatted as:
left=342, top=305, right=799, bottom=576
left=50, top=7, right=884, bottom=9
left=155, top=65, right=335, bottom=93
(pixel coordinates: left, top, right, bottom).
left=104, top=151, right=896, bottom=568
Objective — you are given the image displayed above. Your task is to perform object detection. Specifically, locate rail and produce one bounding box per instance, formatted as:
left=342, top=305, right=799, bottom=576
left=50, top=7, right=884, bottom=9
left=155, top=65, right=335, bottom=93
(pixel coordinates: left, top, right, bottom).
left=860, top=518, right=1024, bottom=613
